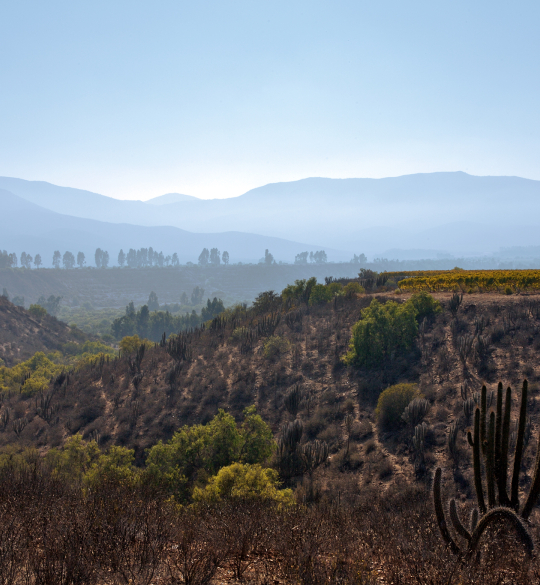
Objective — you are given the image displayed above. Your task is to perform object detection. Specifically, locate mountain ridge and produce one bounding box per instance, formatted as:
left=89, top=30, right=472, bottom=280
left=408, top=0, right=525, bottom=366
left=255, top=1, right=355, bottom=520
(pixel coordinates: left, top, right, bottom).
left=0, top=189, right=341, bottom=265
left=2, top=172, right=540, bottom=256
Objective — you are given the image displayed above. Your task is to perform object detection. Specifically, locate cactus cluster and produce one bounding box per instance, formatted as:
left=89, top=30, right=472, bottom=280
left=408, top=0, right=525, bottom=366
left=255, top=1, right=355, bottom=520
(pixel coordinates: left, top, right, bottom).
left=285, top=308, right=304, bottom=332
left=284, top=384, right=302, bottom=418
left=434, top=380, right=540, bottom=558
left=402, top=397, right=430, bottom=426
left=277, top=419, right=328, bottom=479
left=257, top=312, right=281, bottom=337
left=449, top=292, right=463, bottom=318
left=167, top=335, right=192, bottom=363
left=36, top=390, right=57, bottom=425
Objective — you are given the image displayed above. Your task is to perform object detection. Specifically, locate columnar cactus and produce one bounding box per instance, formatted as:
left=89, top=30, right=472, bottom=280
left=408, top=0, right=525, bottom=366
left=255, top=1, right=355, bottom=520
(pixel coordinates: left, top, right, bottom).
left=434, top=380, right=540, bottom=558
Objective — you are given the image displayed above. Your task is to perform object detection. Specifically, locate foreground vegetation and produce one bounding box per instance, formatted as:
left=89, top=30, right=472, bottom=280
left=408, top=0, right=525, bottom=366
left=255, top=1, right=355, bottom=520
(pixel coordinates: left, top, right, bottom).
left=0, top=455, right=538, bottom=584
left=2, top=270, right=540, bottom=582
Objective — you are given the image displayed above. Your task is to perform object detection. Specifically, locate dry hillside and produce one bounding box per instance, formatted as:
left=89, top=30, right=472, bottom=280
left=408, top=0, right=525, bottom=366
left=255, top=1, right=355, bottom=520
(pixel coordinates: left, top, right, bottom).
left=0, top=296, right=89, bottom=366
left=1, top=289, right=540, bottom=501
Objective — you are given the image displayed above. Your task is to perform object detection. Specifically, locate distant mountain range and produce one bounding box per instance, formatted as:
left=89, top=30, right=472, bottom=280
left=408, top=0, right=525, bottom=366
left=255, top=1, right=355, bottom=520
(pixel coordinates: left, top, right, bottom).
left=145, top=193, right=200, bottom=205
left=1, top=172, right=540, bottom=260
left=0, top=189, right=337, bottom=266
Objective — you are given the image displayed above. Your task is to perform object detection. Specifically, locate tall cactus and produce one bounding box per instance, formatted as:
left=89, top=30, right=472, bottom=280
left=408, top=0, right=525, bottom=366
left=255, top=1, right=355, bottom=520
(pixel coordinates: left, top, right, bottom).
left=284, top=384, right=302, bottom=418
left=434, top=379, right=540, bottom=558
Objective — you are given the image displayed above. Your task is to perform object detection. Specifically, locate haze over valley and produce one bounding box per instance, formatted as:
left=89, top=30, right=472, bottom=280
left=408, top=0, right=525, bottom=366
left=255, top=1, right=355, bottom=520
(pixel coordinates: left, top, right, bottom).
left=2, top=171, right=540, bottom=263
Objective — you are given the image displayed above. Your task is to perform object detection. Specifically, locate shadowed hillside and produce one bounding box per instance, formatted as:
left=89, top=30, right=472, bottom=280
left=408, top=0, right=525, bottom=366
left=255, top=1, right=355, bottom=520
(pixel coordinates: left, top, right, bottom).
left=0, top=296, right=91, bottom=366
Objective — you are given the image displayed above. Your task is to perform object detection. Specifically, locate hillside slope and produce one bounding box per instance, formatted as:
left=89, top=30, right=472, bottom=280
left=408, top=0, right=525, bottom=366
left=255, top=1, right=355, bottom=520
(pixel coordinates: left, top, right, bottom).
left=0, top=296, right=89, bottom=366
left=1, top=289, right=539, bottom=498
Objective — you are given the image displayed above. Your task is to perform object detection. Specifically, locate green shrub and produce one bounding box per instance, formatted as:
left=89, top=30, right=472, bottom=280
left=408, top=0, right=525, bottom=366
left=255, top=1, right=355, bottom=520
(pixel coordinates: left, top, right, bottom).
left=344, top=293, right=441, bottom=367
left=308, top=284, right=332, bottom=305
left=231, top=326, right=249, bottom=341
left=29, top=304, right=47, bottom=319
left=282, top=277, right=317, bottom=305
left=344, top=299, right=418, bottom=367
left=408, top=292, right=442, bottom=322
left=119, top=335, right=152, bottom=354
left=143, top=407, right=274, bottom=501
left=375, top=383, right=420, bottom=432
left=327, top=282, right=343, bottom=295
left=263, top=335, right=290, bottom=359
left=192, top=463, right=294, bottom=504
left=343, top=282, right=365, bottom=297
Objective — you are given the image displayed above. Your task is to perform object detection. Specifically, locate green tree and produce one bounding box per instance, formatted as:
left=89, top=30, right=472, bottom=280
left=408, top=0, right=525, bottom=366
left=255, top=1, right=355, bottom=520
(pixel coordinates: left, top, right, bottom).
left=351, top=253, right=367, bottom=265
left=52, top=250, right=61, bottom=269
left=34, top=254, right=42, bottom=269
left=191, top=286, right=205, bottom=305
left=83, top=445, right=137, bottom=488
left=76, top=251, right=85, bottom=268
left=201, top=297, right=225, bottom=320
left=198, top=248, right=209, bottom=266
left=282, top=277, right=317, bottom=305
left=222, top=251, right=229, bottom=265
left=94, top=248, right=103, bottom=268
left=344, top=298, right=418, bottom=367
left=29, top=304, right=47, bottom=319
left=408, top=291, right=442, bottom=322
left=147, top=291, right=159, bottom=311
left=171, top=252, right=179, bottom=266
left=240, top=405, right=275, bottom=464
left=62, top=251, right=75, bottom=269
left=252, top=290, right=280, bottom=314
left=264, top=249, right=274, bottom=265
left=37, top=295, right=62, bottom=317
left=45, top=434, right=100, bottom=482
left=308, top=284, right=332, bottom=305
left=294, top=251, right=308, bottom=265
left=137, top=305, right=150, bottom=338
left=21, top=252, right=32, bottom=269
left=102, top=250, right=109, bottom=268
left=144, top=408, right=272, bottom=501
left=209, top=248, right=220, bottom=265
left=118, top=249, right=125, bottom=267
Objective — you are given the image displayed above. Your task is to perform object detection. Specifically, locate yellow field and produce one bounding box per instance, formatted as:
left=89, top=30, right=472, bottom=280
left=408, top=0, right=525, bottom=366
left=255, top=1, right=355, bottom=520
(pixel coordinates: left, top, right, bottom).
left=386, top=269, right=540, bottom=292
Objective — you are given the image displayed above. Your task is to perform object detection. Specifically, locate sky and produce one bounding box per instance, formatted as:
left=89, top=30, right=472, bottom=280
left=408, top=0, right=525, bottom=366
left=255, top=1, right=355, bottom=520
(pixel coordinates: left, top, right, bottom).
left=0, top=1, right=539, bottom=200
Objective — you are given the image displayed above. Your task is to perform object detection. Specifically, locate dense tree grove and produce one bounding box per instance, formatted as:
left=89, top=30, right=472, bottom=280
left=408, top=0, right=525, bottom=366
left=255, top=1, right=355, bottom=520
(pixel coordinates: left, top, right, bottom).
left=124, top=247, right=177, bottom=268
left=110, top=295, right=225, bottom=341
left=294, top=250, right=327, bottom=264
left=20, top=252, right=32, bottom=269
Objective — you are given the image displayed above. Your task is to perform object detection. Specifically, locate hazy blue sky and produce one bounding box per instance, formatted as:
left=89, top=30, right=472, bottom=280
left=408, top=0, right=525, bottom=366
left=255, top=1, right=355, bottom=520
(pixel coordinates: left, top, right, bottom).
left=1, top=1, right=538, bottom=200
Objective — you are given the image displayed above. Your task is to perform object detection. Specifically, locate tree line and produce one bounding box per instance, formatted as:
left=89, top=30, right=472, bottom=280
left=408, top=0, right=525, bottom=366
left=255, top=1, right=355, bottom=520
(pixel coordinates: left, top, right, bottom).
left=294, top=250, right=328, bottom=264
left=111, top=295, right=225, bottom=341
left=0, top=247, right=345, bottom=269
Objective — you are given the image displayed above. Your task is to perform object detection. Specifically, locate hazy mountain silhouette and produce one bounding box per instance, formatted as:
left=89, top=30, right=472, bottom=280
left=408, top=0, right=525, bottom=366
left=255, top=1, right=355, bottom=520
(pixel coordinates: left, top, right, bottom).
left=0, top=189, right=340, bottom=266
left=145, top=193, right=200, bottom=205
left=2, top=172, right=540, bottom=256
